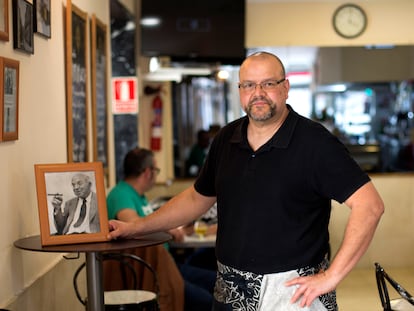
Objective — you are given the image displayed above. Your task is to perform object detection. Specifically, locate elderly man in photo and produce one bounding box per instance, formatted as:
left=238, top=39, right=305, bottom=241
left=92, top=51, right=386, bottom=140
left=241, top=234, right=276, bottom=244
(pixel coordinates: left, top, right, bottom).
left=52, top=173, right=100, bottom=235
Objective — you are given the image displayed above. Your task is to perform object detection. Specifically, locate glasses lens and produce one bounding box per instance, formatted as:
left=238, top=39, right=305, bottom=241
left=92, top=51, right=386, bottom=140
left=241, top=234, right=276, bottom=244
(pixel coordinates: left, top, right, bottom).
left=239, top=82, right=254, bottom=92
left=262, top=81, right=277, bottom=90
left=239, top=79, right=285, bottom=93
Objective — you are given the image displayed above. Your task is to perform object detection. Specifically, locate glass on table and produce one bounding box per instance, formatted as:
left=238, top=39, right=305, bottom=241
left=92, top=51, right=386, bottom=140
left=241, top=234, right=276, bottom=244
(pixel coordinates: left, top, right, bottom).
left=193, top=219, right=208, bottom=239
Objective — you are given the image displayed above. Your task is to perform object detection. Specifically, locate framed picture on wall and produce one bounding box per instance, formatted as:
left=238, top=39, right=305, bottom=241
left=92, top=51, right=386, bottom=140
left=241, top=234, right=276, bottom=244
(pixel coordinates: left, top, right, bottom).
left=12, top=0, right=34, bottom=54
left=65, top=1, right=89, bottom=162
left=91, top=14, right=109, bottom=184
left=33, top=0, right=51, bottom=38
left=0, top=0, right=9, bottom=41
left=34, top=162, right=109, bottom=246
left=0, top=57, right=19, bottom=141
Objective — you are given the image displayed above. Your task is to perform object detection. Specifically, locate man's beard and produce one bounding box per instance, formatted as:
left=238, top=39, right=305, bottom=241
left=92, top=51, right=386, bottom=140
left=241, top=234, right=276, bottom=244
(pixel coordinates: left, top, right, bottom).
left=246, top=97, right=276, bottom=122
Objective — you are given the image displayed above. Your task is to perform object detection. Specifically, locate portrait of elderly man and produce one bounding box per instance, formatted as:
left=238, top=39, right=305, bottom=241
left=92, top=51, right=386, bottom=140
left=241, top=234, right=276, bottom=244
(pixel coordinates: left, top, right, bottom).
left=51, top=173, right=100, bottom=235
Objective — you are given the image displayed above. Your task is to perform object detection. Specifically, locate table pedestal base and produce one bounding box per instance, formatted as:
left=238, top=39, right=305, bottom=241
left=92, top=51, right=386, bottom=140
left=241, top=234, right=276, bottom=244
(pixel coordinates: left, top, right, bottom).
left=86, top=252, right=104, bottom=311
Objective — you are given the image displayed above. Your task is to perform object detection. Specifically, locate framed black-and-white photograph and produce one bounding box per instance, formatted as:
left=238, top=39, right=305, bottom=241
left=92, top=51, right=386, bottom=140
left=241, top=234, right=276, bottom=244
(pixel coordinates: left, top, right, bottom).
left=0, top=0, right=9, bottom=41
left=33, top=0, right=50, bottom=38
left=91, top=14, right=109, bottom=183
left=34, top=162, right=109, bottom=246
left=0, top=57, right=19, bottom=141
left=65, top=1, right=88, bottom=162
left=12, top=0, right=34, bottom=54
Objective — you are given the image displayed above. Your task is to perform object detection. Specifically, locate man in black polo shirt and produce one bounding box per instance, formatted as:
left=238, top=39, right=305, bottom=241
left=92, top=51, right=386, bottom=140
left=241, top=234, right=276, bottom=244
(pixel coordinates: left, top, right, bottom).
left=108, top=52, right=384, bottom=311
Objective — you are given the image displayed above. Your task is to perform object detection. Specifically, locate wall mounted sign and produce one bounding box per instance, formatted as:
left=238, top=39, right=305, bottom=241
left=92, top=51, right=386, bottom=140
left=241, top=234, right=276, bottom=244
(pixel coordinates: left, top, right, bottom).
left=91, top=14, right=109, bottom=183
left=112, top=77, right=138, bottom=114
left=65, top=0, right=89, bottom=162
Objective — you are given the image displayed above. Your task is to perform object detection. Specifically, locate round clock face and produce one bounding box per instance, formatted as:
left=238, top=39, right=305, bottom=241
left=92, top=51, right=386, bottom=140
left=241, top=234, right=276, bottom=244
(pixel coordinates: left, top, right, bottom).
left=333, top=4, right=367, bottom=39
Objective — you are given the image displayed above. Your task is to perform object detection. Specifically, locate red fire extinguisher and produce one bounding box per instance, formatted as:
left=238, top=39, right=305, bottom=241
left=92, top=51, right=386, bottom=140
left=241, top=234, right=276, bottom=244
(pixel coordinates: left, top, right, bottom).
left=150, top=95, right=162, bottom=151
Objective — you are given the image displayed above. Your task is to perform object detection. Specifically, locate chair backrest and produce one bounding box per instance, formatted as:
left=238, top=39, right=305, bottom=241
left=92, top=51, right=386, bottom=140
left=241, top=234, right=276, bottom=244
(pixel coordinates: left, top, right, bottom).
left=73, top=252, right=160, bottom=310
left=375, top=262, right=414, bottom=311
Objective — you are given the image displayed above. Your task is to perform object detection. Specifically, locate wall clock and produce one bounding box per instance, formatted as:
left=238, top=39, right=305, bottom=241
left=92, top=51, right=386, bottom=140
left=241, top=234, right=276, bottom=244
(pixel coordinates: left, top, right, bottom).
left=332, top=3, right=367, bottom=39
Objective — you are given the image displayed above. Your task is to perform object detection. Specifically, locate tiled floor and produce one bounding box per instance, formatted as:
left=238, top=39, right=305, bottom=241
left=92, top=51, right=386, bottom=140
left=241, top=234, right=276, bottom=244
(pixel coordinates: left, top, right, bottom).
left=336, top=266, right=414, bottom=311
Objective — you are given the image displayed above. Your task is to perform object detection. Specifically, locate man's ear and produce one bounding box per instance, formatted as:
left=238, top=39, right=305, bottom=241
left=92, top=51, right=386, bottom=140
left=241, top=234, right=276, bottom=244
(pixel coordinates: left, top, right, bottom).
left=143, top=167, right=152, bottom=178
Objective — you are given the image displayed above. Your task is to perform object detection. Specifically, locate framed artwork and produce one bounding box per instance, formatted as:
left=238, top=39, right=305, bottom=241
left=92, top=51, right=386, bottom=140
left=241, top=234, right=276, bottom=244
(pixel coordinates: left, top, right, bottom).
left=91, top=14, right=109, bottom=183
left=0, top=0, right=9, bottom=41
left=12, top=0, right=34, bottom=54
left=0, top=57, right=19, bottom=141
left=33, top=0, right=51, bottom=38
left=65, top=1, right=89, bottom=162
left=34, top=162, right=109, bottom=246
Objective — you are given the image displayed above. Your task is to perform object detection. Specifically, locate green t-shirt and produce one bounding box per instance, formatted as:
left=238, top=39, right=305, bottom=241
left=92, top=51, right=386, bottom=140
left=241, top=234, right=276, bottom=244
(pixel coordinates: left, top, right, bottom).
left=106, top=180, right=152, bottom=220
left=106, top=180, right=170, bottom=249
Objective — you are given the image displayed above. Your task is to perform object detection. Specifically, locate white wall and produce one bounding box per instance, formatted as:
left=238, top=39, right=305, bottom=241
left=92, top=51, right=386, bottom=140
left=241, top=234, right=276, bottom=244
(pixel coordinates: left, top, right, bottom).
left=246, top=0, right=414, bottom=48
left=0, top=0, right=110, bottom=309
left=330, top=174, right=414, bottom=269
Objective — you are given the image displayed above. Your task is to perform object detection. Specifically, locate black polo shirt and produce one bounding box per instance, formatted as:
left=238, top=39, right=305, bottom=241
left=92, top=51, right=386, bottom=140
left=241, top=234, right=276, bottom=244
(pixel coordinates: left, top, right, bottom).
left=194, top=105, right=370, bottom=274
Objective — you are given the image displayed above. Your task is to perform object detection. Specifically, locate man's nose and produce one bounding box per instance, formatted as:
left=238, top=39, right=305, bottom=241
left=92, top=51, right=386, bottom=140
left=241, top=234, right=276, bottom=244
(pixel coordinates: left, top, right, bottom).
left=253, top=83, right=266, bottom=93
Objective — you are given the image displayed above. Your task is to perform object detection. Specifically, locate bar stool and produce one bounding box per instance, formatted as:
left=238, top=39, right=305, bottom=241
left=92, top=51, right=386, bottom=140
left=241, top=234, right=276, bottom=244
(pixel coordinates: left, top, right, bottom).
left=74, top=252, right=160, bottom=311
left=375, top=262, right=414, bottom=311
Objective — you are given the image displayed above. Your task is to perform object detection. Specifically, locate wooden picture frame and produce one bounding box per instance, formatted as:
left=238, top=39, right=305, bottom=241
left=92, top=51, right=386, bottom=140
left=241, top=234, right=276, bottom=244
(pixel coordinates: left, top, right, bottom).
left=12, top=0, right=34, bottom=54
left=0, top=57, right=19, bottom=141
left=65, top=1, right=89, bottom=162
left=0, top=0, right=9, bottom=41
left=34, top=162, right=109, bottom=246
left=91, top=14, right=109, bottom=183
left=33, top=0, right=51, bottom=38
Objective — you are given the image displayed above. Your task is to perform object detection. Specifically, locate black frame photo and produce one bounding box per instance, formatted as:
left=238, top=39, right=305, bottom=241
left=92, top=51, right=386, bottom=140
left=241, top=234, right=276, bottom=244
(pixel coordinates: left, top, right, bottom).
left=12, top=0, right=34, bottom=54
left=33, top=0, right=51, bottom=38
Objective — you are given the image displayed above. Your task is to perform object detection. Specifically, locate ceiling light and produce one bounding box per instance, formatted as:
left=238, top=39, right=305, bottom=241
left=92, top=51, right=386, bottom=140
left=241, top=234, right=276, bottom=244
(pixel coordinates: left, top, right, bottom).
left=217, top=70, right=229, bottom=80
left=149, top=57, right=160, bottom=72
left=141, top=17, right=161, bottom=27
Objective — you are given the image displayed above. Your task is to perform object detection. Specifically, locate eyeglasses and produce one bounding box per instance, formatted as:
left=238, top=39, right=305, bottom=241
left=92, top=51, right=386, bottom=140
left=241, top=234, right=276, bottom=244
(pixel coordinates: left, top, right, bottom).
left=150, top=166, right=161, bottom=175
left=238, top=78, right=286, bottom=93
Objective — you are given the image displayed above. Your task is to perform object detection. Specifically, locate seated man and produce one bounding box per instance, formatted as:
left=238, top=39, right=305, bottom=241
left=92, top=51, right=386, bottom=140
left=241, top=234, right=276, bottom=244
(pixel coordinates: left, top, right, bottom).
left=186, top=129, right=211, bottom=177
left=106, top=147, right=216, bottom=311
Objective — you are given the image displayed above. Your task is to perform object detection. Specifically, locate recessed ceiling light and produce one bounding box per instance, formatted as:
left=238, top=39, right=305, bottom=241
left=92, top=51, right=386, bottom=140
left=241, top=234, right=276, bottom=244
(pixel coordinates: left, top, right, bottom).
left=141, top=17, right=161, bottom=27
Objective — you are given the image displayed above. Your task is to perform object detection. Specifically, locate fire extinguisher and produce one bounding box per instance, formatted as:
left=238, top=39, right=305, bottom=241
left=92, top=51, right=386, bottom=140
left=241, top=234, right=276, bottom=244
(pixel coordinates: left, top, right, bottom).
left=150, top=95, right=162, bottom=151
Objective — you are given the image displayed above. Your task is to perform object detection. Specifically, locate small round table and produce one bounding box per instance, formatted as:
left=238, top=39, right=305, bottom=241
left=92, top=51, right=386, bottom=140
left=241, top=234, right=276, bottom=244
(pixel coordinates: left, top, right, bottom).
left=14, top=232, right=171, bottom=311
